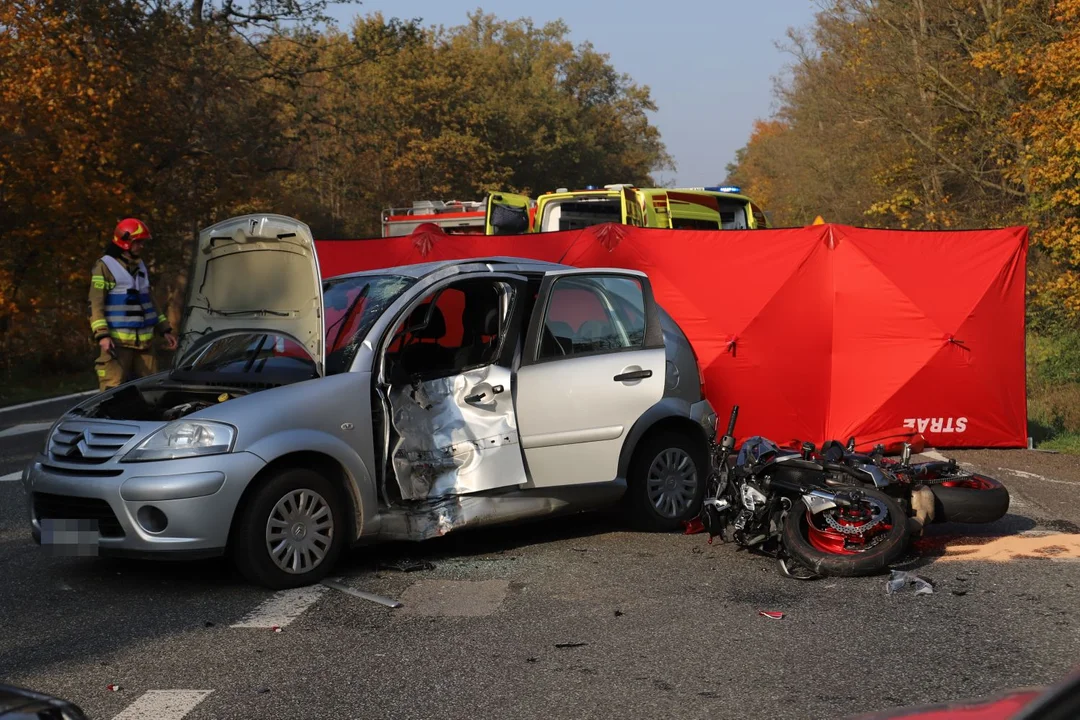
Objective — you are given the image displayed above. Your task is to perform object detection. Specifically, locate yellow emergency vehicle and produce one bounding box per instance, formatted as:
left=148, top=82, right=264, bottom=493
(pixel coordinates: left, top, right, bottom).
left=484, top=184, right=768, bottom=235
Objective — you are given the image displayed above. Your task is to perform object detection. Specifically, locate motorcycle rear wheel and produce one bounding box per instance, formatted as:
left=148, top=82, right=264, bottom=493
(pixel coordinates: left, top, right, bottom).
left=783, top=486, right=908, bottom=577
left=928, top=473, right=1010, bottom=524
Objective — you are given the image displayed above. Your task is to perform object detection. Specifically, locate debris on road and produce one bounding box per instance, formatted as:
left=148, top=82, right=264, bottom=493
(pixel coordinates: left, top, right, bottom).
left=758, top=611, right=784, bottom=621
left=106, top=684, right=121, bottom=692
left=321, top=578, right=404, bottom=609
left=683, top=518, right=705, bottom=535
left=272, top=626, right=283, bottom=632
left=380, top=558, right=435, bottom=573
left=554, top=642, right=588, bottom=648
left=886, top=570, right=934, bottom=595
left=614, top=610, right=624, bottom=617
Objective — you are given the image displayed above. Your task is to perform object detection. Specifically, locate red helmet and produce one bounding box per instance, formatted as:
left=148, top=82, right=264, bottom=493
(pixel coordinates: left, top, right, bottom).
left=113, top=218, right=151, bottom=250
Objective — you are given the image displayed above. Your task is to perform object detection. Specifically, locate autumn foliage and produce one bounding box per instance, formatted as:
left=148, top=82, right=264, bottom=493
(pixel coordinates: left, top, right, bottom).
left=726, top=0, right=1080, bottom=332
left=0, top=1, right=670, bottom=379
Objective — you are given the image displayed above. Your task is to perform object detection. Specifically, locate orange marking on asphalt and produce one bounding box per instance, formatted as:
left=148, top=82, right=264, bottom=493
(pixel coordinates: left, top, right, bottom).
left=937, top=533, right=1080, bottom=562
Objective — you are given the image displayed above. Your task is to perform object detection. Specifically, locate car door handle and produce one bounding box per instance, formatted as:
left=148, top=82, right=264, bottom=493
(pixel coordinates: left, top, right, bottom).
left=465, top=385, right=504, bottom=404
left=613, top=369, right=653, bottom=382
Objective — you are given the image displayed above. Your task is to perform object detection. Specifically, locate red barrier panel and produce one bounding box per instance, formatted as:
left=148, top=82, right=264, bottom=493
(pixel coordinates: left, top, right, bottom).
left=315, top=222, right=1028, bottom=448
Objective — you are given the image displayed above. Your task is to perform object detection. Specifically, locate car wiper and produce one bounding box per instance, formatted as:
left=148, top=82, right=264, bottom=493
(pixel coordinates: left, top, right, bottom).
left=242, top=335, right=270, bottom=374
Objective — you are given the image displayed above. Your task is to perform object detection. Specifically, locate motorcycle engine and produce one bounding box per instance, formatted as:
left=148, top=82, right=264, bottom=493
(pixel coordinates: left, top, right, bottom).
left=741, top=482, right=768, bottom=511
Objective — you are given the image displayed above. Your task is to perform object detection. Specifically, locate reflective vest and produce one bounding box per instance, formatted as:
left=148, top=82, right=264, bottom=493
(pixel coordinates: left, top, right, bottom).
left=100, top=255, right=159, bottom=345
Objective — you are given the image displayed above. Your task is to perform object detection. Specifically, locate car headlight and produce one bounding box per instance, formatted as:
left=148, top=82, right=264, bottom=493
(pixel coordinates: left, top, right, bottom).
left=122, top=421, right=236, bottom=462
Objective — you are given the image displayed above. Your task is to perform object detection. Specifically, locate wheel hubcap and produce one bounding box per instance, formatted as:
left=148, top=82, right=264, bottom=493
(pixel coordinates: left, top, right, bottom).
left=646, top=448, right=698, bottom=518
left=265, top=489, right=334, bottom=574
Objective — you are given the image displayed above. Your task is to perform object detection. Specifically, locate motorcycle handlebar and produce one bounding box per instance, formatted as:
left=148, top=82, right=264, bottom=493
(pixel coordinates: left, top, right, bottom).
left=725, top=405, right=739, bottom=436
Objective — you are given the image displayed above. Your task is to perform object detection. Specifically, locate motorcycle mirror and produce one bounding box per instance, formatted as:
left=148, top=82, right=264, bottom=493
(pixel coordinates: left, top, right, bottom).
left=847, top=436, right=856, bottom=451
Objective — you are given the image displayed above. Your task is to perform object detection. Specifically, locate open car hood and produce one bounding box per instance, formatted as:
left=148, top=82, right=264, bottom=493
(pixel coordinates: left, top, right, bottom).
left=177, top=214, right=324, bottom=373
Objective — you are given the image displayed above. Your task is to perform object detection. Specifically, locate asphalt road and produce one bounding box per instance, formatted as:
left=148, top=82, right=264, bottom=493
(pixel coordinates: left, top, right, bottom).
left=2, top=399, right=1080, bottom=720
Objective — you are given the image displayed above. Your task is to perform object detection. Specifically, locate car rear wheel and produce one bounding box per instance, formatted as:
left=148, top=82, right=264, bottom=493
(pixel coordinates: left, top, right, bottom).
left=626, top=430, right=706, bottom=532
left=232, top=468, right=346, bottom=589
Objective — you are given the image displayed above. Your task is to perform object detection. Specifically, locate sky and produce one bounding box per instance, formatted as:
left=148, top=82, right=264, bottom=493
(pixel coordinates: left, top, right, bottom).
left=324, top=0, right=820, bottom=189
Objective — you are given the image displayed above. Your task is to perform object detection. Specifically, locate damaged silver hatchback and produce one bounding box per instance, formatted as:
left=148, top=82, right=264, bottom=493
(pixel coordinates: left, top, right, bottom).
left=24, top=214, right=717, bottom=588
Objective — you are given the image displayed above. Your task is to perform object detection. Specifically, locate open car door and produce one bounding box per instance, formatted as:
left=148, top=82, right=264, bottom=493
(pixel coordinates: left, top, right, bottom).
left=379, top=273, right=534, bottom=501
left=620, top=187, right=645, bottom=227
left=485, top=192, right=533, bottom=235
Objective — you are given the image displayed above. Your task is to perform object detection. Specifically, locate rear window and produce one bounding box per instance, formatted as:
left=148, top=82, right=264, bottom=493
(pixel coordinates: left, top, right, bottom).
left=540, top=196, right=621, bottom=232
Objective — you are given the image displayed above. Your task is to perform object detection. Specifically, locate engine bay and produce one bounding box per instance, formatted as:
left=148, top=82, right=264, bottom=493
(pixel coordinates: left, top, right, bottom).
left=72, top=379, right=251, bottom=422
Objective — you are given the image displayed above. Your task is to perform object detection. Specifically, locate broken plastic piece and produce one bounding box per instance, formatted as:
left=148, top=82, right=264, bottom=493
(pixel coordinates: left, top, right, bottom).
left=886, top=570, right=934, bottom=595
left=271, top=625, right=282, bottom=632
left=554, top=642, right=588, bottom=648
left=381, top=558, right=435, bottom=573
left=321, top=578, right=404, bottom=609
left=683, top=517, right=705, bottom=535
left=106, top=684, right=120, bottom=692
left=758, top=611, right=784, bottom=621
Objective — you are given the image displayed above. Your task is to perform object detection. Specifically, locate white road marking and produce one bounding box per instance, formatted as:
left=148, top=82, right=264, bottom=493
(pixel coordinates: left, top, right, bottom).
left=0, top=390, right=95, bottom=414
left=0, top=471, right=23, bottom=483
left=999, top=467, right=1080, bottom=487
left=230, top=585, right=327, bottom=628
left=0, top=422, right=53, bottom=439
left=111, top=690, right=212, bottom=720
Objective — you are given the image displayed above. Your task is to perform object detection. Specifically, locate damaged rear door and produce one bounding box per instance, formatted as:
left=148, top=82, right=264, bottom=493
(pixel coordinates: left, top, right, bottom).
left=379, top=274, right=532, bottom=501
left=515, top=270, right=666, bottom=487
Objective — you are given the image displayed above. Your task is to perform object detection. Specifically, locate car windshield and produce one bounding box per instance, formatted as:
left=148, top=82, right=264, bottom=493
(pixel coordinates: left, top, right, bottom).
left=324, top=273, right=415, bottom=374
left=181, top=332, right=319, bottom=381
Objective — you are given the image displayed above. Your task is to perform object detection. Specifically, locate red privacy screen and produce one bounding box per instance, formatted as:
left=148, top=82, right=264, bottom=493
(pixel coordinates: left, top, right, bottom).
left=315, top=222, right=1028, bottom=448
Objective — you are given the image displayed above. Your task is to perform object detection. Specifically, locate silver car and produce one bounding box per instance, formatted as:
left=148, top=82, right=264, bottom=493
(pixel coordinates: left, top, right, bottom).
left=24, top=214, right=717, bottom=588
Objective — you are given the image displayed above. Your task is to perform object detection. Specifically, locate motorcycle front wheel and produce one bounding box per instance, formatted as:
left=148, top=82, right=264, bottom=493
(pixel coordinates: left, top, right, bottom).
left=782, top=486, right=908, bottom=577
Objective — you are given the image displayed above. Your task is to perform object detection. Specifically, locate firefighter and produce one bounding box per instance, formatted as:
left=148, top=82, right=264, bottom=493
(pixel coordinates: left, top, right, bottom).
left=88, top=218, right=178, bottom=391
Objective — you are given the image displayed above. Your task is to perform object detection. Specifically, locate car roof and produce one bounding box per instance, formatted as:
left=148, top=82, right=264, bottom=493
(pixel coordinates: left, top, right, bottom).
left=325, top=256, right=570, bottom=281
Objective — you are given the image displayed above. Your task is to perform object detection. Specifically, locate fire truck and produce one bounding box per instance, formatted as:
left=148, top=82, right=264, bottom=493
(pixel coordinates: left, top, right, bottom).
left=380, top=200, right=487, bottom=237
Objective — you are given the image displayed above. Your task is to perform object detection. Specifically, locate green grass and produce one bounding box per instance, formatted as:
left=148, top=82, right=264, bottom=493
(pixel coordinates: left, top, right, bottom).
left=0, top=369, right=97, bottom=408
left=1034, top=432, right=1080, bottom=454
left=1027, top=329, right=1080, bottom=454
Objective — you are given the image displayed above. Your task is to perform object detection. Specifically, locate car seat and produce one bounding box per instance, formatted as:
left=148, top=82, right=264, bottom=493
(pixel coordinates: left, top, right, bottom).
left=398, top=305, right=455, bottom=376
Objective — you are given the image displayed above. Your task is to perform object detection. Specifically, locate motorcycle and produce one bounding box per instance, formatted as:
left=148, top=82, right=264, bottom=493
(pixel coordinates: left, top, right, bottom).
left=700, top=406, right=910, bottom=579
left=814, top=437, right=1011, bottom=530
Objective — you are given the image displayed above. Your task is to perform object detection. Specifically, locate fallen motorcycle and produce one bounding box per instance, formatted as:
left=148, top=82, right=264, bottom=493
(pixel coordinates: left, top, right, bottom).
left=700, top=406, right=910, bottom=579
left=814, top=437, right=1011, bottom=529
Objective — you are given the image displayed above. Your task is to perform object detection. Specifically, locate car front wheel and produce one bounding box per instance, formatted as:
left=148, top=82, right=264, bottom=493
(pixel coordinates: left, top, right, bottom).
left=232, top=468, right=346, bottom=589
left=626, top=430, right=706, bottom=532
